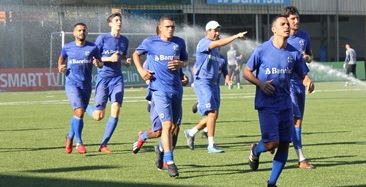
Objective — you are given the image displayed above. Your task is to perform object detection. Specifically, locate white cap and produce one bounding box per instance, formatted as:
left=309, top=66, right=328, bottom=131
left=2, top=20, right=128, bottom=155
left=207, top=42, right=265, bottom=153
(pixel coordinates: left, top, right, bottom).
left=205, top=20, right=221, bottom=31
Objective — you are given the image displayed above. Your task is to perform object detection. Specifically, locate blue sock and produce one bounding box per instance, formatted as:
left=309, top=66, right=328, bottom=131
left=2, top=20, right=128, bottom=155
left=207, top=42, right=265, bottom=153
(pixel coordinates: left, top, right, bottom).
left=100, top=117, right=118, bottom=146
left=254, top=140, right=267, bottom=157
left=268, top=147, right=289, bottom=185
left=71, top=116, right=84, bottom=144
left=85, top=105, right=94, bottom=118
left=163, top=151, right=174, bottom=163
left=67, top=118, right=75, bottom=139
left=292, top=127, right=302, bottom=150
left=140, top=131, right=149, bottom=141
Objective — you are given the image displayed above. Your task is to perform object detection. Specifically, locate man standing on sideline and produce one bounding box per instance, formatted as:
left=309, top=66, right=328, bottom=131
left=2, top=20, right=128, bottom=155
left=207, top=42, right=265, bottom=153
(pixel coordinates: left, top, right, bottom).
left=243, top=16, right=314, bottom=187
left=184, top=20, right=247, bottom=153
left=283, top=6, right=315, bottom=169
left=344, top=43, right=357, bottom=86
left=132, top=16, right=188, bottom=177
left=227, top=43, right=243, bottom=89
left=86, top=12, right=130, bottom=154
left=58, top=23, right=102, bottom=154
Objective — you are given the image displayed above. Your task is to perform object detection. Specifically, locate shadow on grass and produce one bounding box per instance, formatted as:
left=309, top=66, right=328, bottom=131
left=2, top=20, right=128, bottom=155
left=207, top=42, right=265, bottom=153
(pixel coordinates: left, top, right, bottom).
left=0, top=174, right=193, bottom=187
left=23, top=165, right=120, bottom=173
left=182, top=119, right=255, bottom=126
left=0, top=127, right=63, bottom=132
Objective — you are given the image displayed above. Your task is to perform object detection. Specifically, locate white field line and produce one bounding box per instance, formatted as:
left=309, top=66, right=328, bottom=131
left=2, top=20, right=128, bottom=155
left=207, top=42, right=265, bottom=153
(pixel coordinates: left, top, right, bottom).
left=0, top=88, right=364, bottom=106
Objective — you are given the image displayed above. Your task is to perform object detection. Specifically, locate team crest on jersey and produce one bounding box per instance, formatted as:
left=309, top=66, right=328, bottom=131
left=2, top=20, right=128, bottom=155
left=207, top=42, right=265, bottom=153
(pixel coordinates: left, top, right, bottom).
left=287, top=56, right=294, bottom=64
left=172, top=44, right=179, bottom=52
left=84, top=51, right=90, bottom=57
left=299, top=39, right=305, bottom=49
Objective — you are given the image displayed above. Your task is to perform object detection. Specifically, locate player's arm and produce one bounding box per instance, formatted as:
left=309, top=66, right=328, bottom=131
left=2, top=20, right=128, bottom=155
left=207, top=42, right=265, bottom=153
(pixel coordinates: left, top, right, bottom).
left=209, top=31, right=247, bottom=49
left=132, top=51, right=153, bottom=81
left=303, top=74, right=314, bottom=94
left=57, top=55, right=66, bottom=73
left=243, top=66, right=275, bottom=95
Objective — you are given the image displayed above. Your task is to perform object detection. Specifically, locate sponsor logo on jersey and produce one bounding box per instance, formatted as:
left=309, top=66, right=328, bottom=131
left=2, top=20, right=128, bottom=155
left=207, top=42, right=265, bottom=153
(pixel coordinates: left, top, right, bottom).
left=68, top=59, right=90, bottom=64
left=154, top=55, right=176, bottom=61
left=264, top=67, right=292, bottom=75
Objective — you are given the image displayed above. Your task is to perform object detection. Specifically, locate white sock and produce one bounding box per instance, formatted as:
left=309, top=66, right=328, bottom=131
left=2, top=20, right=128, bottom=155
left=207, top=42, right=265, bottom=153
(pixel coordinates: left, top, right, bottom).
left=188, top=127, right=198, bottom=137
left=295, top=148, right=306, bottom=162
left=208, top=137, right=214, bottom=147
left=203, top=127, right=208, bottom=133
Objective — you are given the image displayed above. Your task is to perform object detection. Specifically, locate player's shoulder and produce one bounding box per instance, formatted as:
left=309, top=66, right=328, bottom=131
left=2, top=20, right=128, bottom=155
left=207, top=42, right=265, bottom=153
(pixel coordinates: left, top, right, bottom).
left=297, top=30, right=310, bottom=39
left=84, top=41, right=97, bottom=48
left=119, top=35, right=129, bottom=41
left=255, top=40, right=271, bottom=53
left=63, top=41, right=76, bottom=49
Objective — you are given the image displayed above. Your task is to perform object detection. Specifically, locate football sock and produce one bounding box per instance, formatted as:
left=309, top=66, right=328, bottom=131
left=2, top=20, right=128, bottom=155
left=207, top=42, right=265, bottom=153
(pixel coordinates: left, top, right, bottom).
left=163, top=151, right=174, bottom=164
left=140, top=131, right=148, bottom=141
left=296, top=148, right=306, bottom=162
left=203, top=127, right=208, bottom=133
left=268, top=147, right=288, bottom=185
left=208, top=137, right=215, bottom=147
left=68, top=117, right=75, bottom=139
left=292, top=127, right=302, bottom=150
left=100, top=117, right=118, bottom=145
left=85, top=105, right=94, bottom=118
left=71, top=116, right=84, bottom=144
left=254, top=140, right=267, bottom=157
left=188, top=127, right=198, bottom=137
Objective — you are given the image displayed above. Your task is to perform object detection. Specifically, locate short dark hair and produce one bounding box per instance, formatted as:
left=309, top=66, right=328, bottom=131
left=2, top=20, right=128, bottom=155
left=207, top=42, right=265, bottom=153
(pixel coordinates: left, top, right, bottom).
left=73, top=22, right=87, bottom=29
left=107, top=12, right=122, bottom=23
left=282, top=6, right=300, bottom=17
left=271, top=15, right=288, bottom=27
left=159, top=16, right=174, bottom=25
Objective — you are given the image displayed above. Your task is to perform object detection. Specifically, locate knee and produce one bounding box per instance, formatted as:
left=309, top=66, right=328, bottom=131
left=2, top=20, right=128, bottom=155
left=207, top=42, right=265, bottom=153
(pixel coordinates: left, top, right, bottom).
left=277, top=142, right=290, bottom=151
left=74, top=108, right=85, bottom=118
left=265, top=141, right=280, bottom=151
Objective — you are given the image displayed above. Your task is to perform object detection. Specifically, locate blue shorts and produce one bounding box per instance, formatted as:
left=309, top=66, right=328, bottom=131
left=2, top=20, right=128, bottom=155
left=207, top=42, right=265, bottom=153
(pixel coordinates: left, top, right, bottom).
left=65, top=81, right=92, bottom=110
left=258, top=108, right=293, bottom=143
left=94, top=75, right=124, bottom=110
left=149, top=101, right=162, bottom=131
left=151, top=90, right=182, bottom=125
left=290, top=88, right=305, bottom=119
left=194, top=79, right=220, bottom=116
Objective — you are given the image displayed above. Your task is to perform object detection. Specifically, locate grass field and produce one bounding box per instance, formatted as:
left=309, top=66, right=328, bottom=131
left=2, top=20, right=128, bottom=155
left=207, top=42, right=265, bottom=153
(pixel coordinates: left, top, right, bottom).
left=0, top=82, right=365, bottom=187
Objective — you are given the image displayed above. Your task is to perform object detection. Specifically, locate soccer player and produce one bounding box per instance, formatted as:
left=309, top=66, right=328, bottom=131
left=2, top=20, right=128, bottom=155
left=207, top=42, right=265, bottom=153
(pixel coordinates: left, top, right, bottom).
left=282, top=6, right=315, bottom=169
left=86, top=12, right=130, bottom=154
left=183, top=20, right=246, bottom=153
left=243, top=16, right=314, bottom=187
left=58, top=23, right=102, bottom=154
left=344, top=43, right=357, bottom=86
left=132, top=16, right=188, bottom=177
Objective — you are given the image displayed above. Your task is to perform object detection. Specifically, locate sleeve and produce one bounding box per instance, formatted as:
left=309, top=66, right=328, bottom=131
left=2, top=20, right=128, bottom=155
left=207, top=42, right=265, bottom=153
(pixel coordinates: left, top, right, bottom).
left=93, top=46, right=101, bottom=60
left=197, top=38, right=211, bottom=54
left=294, top=52, right=309, bottom=79
left=135, top=38, right=150, bottom=55
left=305, top=34, right=312, bottom=56
left=95, top=35, right=104, bottom=56
left=123, top=37, right=129, bottom=58
left=60, top=46, right=68, bottom=58
left=221, top=55, right=228, bottom=77
left=246, top=48, right=260, bottom=72
left=344, top=50, right=350, bottom=63
left=179, top=39, right=188, bottom=61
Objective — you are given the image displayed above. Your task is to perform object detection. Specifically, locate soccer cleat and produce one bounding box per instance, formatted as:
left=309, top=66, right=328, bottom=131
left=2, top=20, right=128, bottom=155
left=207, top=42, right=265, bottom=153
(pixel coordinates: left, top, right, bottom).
left=267, top=181, right=277, bottom=187
left=184, top=130, right=195, bottom=150
left=207, top=145, right=224, bottom=153
left=154, top=145, right=163, bottom=170
left=248, top=143, right=259, bottom=171
left=167, top=163, right=179, bottom=177
left=201, top=131, right=208, bottom=139
left=76, top=144, right=87, bottom=154
left=65, top=135, right=73, bottom=154
left=298, top=160, right=315, bottom=169
left=132, top=131, right=146, bottom=154
left=99, top=145, right=112, bottom=154
left=192, top=101, right=198, bottom=113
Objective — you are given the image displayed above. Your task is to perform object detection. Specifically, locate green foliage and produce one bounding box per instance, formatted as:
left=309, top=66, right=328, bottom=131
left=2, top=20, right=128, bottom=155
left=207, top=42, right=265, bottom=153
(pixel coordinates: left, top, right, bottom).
left=0, top=82, right=365, bottom=187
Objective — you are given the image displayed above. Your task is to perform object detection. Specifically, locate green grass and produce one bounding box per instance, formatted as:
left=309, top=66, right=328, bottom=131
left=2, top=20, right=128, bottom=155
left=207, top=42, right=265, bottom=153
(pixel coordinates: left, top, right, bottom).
left=0, top=82, right=365, bottom=187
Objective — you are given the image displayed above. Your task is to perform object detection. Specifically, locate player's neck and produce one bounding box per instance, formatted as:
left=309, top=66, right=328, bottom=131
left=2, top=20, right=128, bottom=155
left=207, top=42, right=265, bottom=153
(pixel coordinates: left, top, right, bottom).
left=111, top=30, right=120, bottom=37
left=290, top=29, right=298, bottom=35
left=159, top=35, right=171, bottom=42
left=75, top=40, right=85, bottom=46
left=272, top=36, right=287, bottom=49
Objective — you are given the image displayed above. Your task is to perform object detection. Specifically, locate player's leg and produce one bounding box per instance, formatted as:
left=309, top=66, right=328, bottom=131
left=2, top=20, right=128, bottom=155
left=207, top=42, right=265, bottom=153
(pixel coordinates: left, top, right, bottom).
left=90, top=77, right=108, bottom=121
left=184, top=117, right=207, bottom=150
left=267, top=109, right=292, bottom=186
left=99, top=76, right=124, bottom=153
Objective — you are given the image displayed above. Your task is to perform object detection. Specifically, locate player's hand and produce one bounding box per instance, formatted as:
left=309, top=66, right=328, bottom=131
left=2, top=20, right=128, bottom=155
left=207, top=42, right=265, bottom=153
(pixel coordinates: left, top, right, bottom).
left=110, top=52, right=119, bottom=62
left=343, top=63, right=347, bottom=69
left=303, top=54, right=312, bottom=63
left=225, top=76, right=232, bottom=86
left=168, top=59, right=183, bottom=71
left=126, top=58, right=132, bottom=65
left=259, top=80, right=275, bottom=95
left=93, top=57, right=103, bottom=68
left=58, top=64, right=66, bottom=73
left=303, top=75, right=314, bottom=94
left=236, top=31, right=248, bottom=39
left=181, top=74, right=189, bottom=86
left=138, top=69, right=154, bottom=81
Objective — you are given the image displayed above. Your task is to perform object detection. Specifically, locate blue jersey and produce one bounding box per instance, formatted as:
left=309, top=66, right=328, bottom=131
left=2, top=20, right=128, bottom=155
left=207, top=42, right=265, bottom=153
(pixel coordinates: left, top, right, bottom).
left=60, top=41, right=100, bottom=86
left=95, top=33, right=129, bottom=78
left=287, top=30, right=311, bottom=93
left=194, top=37, right=226, bottom=84
left=136, top=35, right=188, bottom=94
left=246, top=40, right=309, bottom=110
